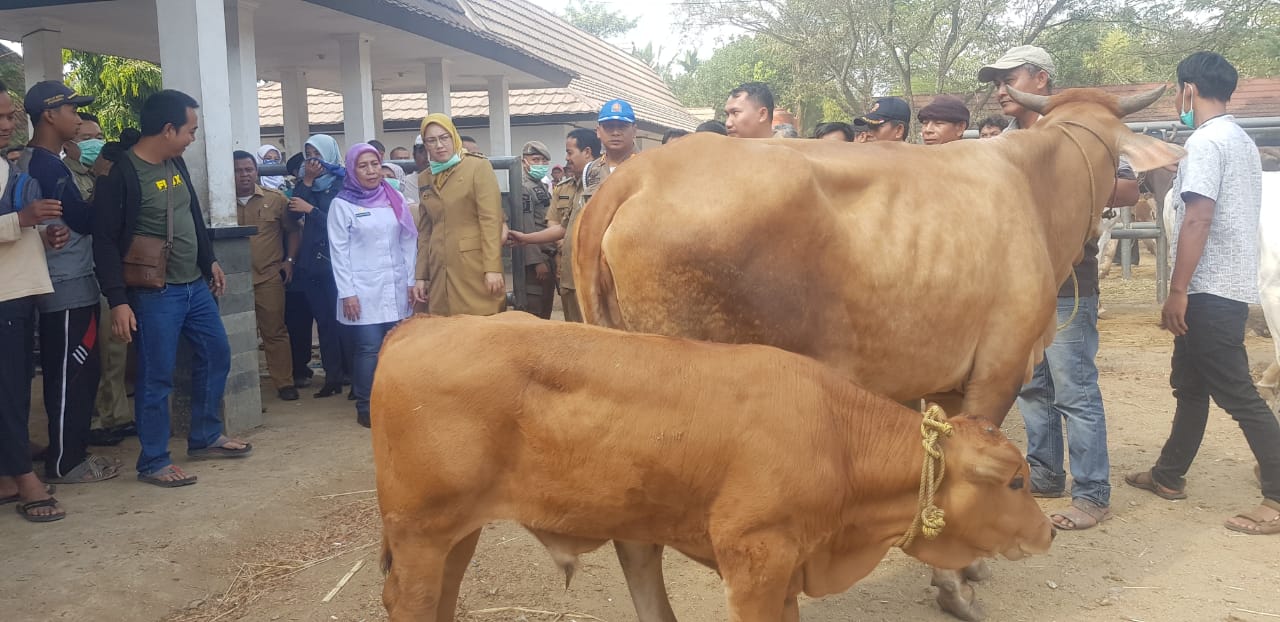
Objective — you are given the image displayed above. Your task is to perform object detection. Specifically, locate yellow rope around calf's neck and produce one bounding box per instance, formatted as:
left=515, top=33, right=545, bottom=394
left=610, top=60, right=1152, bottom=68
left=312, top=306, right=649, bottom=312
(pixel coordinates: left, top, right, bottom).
left=896, top=404, right=955, bottom=550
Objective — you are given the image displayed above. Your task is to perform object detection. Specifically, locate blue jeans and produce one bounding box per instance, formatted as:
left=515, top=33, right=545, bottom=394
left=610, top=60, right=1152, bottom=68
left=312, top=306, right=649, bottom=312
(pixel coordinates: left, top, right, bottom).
left=1016, top=295, right=1111, bottom=506
left=129, top=281, right=230, bottom=474
left=347, top=321, right=397, bottom=420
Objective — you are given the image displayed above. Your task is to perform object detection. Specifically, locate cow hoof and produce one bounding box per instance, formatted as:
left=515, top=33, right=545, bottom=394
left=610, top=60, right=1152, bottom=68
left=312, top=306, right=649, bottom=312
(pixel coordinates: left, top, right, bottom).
left=962, top=559, right=993, bottom=582
left=933, top=578, right=987, bottom=622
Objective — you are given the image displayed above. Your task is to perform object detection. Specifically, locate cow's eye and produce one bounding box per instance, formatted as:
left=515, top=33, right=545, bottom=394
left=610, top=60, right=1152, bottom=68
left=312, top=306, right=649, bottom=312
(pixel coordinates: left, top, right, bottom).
left=1009, top=475, right=1024, bottom=490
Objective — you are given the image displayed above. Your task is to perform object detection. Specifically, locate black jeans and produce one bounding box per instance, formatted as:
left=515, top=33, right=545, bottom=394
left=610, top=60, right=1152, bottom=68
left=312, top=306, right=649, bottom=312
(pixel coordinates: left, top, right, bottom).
left=39, top=304, right=101, bottom=478
left=302, top=274, right=350, bottom=387
left=1153, top=293, right=1280, bottom=502
left=0, top=297, right=36, bottom=477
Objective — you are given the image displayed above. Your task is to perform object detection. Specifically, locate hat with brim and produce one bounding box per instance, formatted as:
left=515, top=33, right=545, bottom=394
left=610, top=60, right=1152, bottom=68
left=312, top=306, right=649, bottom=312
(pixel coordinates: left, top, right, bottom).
left=23, top=81, right=94, bottom=118
left=977, top=45, right=1056, bottom=84
left=598, top=99, right=636, bottom=124
left=854, top=97, right=911, bottom=126
left=522, top=141, right=551, bottom=160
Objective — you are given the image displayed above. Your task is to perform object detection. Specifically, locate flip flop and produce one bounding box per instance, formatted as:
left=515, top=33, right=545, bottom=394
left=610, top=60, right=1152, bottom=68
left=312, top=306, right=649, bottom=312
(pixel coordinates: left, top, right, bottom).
left=137, top=465, right=198, bottom=488
left=1124, top=469, right=1187, bottom=500
left=15, top=497, right=65, bottom=523
left=1223, top=500, right=1280, bottom=536
left=187, top=435, right=253, bottom=460
left=1050, top=498, right=1112, bottom=530
left=0, top=484, right=56, bottom=505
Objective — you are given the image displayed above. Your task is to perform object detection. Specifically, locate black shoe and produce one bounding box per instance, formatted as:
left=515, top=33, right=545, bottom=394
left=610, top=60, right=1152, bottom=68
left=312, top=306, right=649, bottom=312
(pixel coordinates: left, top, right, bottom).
left=107, top=423, right=138, bottom=437
left=293, top=376, right=312, bottom=389
left=88, top=428, right=126, bottom=447
left=278, top=386, right=300, bottom=401
left=347, top=389, right=356, bottom=401
left=356, top=414, right=371, bottom=428
left=314, top=383, right=342, bottom=398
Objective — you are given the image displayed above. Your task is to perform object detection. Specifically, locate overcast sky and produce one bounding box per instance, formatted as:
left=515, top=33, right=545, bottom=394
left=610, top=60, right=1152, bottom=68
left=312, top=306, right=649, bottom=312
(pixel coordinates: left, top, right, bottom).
left=527, top=0, right=737, bottom=62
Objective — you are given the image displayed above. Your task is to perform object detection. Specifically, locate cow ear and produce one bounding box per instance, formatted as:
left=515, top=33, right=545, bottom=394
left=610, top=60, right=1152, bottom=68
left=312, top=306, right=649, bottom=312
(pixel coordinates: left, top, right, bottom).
left=1118, top=133, right=1186, bottom=173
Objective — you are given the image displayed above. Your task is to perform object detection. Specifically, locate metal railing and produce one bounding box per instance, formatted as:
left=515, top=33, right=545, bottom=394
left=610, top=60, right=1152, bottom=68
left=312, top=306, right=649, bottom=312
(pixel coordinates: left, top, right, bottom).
left=258, top=157, right=530, bottom=311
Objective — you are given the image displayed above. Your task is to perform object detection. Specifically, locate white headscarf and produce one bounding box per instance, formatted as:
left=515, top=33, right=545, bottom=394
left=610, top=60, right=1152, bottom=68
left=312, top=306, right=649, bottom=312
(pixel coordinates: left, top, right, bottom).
left=256, top=144, right=286, bottom=190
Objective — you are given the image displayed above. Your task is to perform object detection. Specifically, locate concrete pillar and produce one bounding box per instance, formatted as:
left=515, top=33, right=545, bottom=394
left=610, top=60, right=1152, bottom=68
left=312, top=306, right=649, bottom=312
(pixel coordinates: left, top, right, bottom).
left=373, top=89, right=385, bottom=140
left=279, top=68, right=309, bottom=156
left=155, top=0, right=237, bottom=227
left=156, top=0, right=262, bottom=434
left=224, top=0, right=261, bottom=151
left=21, top=28, right=63, bottom=87
left=339, top=33, right=375, bottom=147
left=486, top=75, right=511, bottom=156
left=426, top=58, right=451, bottom=116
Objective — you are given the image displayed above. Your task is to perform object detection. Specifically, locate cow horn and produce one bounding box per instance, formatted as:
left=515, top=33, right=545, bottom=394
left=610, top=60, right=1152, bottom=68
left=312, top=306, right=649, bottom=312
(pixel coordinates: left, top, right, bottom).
left=1005, top=86, right=1050, bottom=115
left=1117, top=85, right=1168, bottom=118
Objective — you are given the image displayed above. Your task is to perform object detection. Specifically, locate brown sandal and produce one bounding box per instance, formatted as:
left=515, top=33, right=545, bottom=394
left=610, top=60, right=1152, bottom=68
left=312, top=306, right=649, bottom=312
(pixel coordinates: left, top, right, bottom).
left=1124, top=470, right=1187, bottom=500
left=1223, top=501, right=1280, bottom=535
left=1050, top=498, right=1112, bottom=530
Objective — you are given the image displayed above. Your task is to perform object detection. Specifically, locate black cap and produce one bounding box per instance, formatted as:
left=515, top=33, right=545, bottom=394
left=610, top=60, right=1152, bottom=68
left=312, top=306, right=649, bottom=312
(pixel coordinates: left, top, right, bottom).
left=23, top=81, right=94, bottom=118
left=854, top=97, right=910, bottom=126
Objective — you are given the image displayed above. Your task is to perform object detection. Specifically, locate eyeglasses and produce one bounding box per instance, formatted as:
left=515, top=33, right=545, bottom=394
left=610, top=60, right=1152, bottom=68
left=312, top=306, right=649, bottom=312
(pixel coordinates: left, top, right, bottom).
left=422, top=135, right=452, bottom=147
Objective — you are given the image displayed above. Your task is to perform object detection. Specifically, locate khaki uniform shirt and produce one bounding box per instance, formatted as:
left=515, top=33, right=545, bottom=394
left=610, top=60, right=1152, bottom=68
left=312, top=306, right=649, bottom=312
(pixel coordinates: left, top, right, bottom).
left=236, top=185, right=299, bottom=285
left=550, top=175, right=585, bottom=290
left=518, top=175, right=554, bottom=268
left=582, top=151, right=635, bottom=204
left=63, top=156, right=96, bottom=201
left=416, top=153, right=506, bottom=316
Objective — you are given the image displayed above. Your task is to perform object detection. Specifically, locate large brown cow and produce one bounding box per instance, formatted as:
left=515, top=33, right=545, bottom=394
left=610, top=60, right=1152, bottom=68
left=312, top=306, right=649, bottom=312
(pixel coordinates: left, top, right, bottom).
left=571, top=86, right=1184, bottom=621
left=374, top=313, right=1054, bottom=622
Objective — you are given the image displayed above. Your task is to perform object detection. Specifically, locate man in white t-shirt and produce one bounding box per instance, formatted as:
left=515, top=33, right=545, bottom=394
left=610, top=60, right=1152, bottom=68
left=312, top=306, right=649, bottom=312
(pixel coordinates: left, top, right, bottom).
left=1127, top=52, right=1280, bottom=536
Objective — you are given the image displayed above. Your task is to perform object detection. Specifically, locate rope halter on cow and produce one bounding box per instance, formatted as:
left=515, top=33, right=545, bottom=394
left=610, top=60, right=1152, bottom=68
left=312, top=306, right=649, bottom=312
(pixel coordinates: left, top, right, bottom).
left=896, top=403, right=955, bottom=550
left=1053, top=121, right=1119, bottom=333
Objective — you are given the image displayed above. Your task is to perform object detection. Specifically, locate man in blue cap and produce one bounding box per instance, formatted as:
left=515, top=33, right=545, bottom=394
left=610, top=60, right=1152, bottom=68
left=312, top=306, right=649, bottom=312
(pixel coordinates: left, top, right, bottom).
left=854, top=97, right=911, bottom=142
left=583, top=99, right=637, bottom=204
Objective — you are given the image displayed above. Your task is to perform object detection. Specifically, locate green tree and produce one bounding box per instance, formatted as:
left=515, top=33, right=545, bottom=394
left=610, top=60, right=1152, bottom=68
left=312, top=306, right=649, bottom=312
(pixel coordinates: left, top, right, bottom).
left=561, top=0, right=639, bottom=41
left=62, top=50, right=162, bottom=139
left=0, top=42, right=26, bottom=146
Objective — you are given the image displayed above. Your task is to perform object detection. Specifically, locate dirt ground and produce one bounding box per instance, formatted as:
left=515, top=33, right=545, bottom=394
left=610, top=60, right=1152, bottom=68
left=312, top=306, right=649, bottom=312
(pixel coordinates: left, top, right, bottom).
left=4, top=257, right=1280, bottom=622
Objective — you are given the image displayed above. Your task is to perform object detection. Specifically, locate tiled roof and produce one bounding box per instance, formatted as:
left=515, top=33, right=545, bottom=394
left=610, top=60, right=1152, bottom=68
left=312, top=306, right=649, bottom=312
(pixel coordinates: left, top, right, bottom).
left=910, top=78, right=1280, bottom=125
left=461, top=0, right=699, bottom=129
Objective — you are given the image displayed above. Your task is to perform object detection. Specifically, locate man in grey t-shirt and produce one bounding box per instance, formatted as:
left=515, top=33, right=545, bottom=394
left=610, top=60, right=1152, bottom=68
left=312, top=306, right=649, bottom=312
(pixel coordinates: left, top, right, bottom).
left=1127, top=52, right=1280, bottom=536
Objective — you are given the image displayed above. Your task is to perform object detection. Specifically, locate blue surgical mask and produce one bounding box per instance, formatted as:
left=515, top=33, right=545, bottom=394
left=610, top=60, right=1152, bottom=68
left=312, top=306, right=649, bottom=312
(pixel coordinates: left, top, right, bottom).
left=386, top=178, right=402, bottom=191
left=528, top=164, right=551, bottom=181
left=1179, top=86, right=1195, bottom=129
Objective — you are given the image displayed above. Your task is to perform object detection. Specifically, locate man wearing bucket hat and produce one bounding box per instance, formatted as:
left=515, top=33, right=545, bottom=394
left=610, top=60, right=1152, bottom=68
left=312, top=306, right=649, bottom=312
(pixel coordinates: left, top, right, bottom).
left=854, top=97, right=911, bottom=142
left=918, top=95, right=970, bottom=145
left=515, top=140, right=556, bottom=319
left=583, top=99, right=638, bottom=204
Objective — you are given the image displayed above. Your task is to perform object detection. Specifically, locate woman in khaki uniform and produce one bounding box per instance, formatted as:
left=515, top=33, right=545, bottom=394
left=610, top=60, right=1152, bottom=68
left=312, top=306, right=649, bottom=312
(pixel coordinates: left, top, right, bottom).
left=413, top=114, right=506, bottom=316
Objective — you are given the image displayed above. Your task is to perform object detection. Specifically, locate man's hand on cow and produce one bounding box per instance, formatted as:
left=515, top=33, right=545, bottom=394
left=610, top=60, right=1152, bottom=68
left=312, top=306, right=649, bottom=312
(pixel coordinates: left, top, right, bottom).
left=1160, top=290, right=1189, bottom=336
left=342, top=296, right=361, bottom=322
left=484, top=272, right=504, bottom=296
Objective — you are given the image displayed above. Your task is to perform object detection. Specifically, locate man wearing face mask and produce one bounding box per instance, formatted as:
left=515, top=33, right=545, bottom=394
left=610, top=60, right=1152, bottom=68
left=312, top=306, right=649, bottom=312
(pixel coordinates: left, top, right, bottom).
left=233, top=150, right=301, bottom=401
left=515, top=140, right=555, bottom=319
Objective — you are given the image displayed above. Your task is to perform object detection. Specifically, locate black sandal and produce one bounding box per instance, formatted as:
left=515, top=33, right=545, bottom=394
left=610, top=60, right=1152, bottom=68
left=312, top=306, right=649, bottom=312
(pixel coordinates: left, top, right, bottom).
left=15, top=497, right=65, bottom=523
left=314, top=383, right=343, bottom=398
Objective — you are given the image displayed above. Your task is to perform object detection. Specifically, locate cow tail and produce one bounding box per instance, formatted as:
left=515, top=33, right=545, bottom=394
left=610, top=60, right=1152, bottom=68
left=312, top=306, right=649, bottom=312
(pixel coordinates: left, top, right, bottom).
left=380, top=532, right=392, bottom=575
left=572, top=175, right=627, bottom=329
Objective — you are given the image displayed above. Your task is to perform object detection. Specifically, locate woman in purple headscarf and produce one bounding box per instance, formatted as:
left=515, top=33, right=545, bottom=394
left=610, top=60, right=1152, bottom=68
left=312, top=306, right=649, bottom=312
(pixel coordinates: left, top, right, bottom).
left=327, top=143, right=418, bottom=428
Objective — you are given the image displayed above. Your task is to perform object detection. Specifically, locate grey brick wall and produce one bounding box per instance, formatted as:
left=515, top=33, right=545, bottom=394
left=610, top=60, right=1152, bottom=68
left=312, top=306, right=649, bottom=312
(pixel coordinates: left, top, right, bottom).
left=172, top=230, right=263, bottom=436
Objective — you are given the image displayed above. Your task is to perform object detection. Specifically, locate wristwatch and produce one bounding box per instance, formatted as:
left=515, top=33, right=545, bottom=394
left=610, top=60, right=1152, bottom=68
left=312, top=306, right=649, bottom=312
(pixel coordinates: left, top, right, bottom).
left=285, top=257, right=295, bottom=264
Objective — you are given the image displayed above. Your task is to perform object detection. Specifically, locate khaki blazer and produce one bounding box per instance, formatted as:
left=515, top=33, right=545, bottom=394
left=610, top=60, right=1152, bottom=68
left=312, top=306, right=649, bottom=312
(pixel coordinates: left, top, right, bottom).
left=417, top=153, right=506, bottom=316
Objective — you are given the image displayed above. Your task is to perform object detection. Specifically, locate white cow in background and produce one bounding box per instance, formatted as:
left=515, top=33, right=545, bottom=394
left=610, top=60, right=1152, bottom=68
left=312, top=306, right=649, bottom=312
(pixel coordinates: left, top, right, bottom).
left=1256, top=157, right=1280, bottom=397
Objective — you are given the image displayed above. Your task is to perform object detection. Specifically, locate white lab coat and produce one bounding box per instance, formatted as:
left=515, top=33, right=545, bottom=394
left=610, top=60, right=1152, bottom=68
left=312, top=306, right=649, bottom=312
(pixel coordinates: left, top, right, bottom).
left=328, top=196, right=417, bottom=326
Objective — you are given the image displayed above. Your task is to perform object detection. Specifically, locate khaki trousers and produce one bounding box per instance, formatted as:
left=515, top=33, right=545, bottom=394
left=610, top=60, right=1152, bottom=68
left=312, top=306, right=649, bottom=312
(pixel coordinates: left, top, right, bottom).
left=255, top=278, right=294, bottom=391
left=93, top=296, right=133, bottom=429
